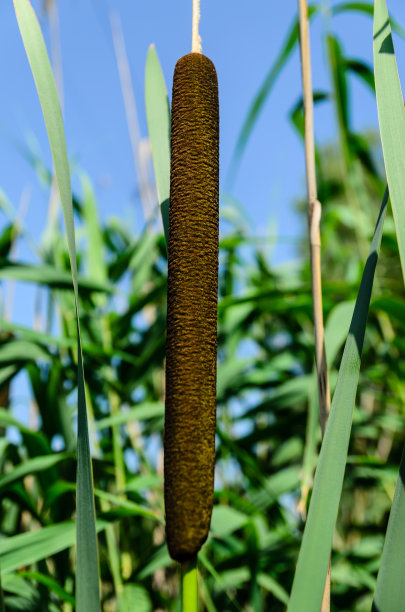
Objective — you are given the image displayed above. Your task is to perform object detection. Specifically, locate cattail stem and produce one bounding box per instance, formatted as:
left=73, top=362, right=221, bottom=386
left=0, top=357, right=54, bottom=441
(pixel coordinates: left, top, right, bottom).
left=297, top=1, right=331, bottom=610
left=191, top=0, right=202, bottom=53
left=181, top=558, right=198, bottom=612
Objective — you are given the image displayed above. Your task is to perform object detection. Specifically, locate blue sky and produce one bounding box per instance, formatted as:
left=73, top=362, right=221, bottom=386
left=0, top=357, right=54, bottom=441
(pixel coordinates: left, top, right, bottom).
left=0, top=0, right=404, bottom=316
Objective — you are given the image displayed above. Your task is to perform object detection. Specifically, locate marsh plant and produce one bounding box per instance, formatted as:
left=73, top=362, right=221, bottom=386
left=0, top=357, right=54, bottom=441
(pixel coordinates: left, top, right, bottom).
left=1, top=0, right=405, bottom=610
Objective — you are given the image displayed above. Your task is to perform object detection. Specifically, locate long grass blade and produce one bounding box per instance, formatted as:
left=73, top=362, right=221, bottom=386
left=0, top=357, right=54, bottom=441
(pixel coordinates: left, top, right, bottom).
left=0, top=521, right=107, bottom=577
left=333, top=2, right=405, bottom=39
left=145, top=44, right=170, bottom=245
left=373, top=0, right=405, bottom=277
left=227, top=5, right=320, bottom=185
left=372, top=1, right=405, bottom=608
left=0, top=261, right=112, bottom=293
left=13, top=1, right=100, bottom=609
left=288, top=188, right=388, bottom=611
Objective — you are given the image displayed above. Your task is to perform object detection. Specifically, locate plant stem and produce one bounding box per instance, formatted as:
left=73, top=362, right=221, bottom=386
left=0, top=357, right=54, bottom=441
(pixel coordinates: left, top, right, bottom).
left=297, top=0, right=331, bottom=435
left=297, top=1, right=331, bottom=610
left=181, top=558, right=198, bottom=612
left=192, top=0, right=202, bottom=53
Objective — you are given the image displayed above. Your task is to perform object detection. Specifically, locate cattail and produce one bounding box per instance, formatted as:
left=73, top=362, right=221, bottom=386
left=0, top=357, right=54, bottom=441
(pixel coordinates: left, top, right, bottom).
left=164, top=51, right=219, bottom=564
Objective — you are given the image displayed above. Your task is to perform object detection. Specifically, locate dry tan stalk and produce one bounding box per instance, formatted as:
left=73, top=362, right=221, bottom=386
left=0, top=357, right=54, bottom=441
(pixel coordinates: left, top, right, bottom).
left=298, top=0, right=331, bottom=433
left=298, top=1, right=332, bottom=610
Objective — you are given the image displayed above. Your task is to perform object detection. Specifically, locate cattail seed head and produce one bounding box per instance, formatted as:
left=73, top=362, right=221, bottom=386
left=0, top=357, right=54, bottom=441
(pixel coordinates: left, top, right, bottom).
left=164, top=52, right=219, bottom=563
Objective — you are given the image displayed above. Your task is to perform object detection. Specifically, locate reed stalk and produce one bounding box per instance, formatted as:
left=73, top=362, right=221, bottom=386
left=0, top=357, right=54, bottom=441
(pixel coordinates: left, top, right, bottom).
left=297, top=1, right=331, bottom=609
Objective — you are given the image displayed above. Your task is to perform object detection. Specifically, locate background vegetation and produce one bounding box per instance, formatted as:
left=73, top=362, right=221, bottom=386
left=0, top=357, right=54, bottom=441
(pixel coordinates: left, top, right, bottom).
left=1, top=1, right=405, bottom=610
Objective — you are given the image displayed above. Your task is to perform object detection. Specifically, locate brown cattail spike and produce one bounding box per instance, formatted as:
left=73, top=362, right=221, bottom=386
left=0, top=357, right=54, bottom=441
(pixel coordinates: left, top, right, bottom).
left=164, top=52, right=219, bottom=564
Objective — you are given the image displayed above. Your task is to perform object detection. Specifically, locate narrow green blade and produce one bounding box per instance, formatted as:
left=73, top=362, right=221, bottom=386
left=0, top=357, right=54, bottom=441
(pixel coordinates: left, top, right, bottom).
left=13, top=1, right=100, bottom=610
left=300, top=300, right=355, bottom=508
left=0, top=453, right=71, bottom=490
left=0, top=521, right=107, bottom=577
left=288, top=190, right=388, bottom=611
left=145, top=44, right=170, bottom=245
left=373, top=0, right=405, bottom=277
left=0, top=261, right=112, bottom=293
left=81, top=174, right=107, bottom=287
left=373, top=1, right=405, bottom=609
left=333, top=2, right=405, bottom=39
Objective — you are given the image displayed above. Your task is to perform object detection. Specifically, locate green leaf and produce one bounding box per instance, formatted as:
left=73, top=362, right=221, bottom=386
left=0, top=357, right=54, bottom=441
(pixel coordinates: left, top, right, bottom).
left=373, top=2, right=405, bottom=608
left=118, top=585, right=152, bottom=612
left=300, top=300, right=355, bottom=507
left=290, top=91, right=329, bottom=138
left=0, top=365, right=18, bottom=389
left=210, top=506, right=250, bottom=538
left=345, top=58, right=375, bottom=92
left=333, top=2, right=374, bottom=16
left=0, top=521, right=107, bottom=577
left=333, top=2, right=405, bottom=39
left=228, top=5, right=320, bottom=184
left=0, top=225, right=17, bottom=259
left=1, top=574, right=38, bottom=602
left=94, top=488, right=163, bottom=522
left=332, top=561, right=376, bottom=590
left=327, top=35, right=350, bottom=159
left=0, top=320, right=139, bottom=366
left=325, top=300, right=355, bottom=364
left=13, top=1, right=100, bottom=610
left=287, top=190, right=387, bottom=611
left=373, top=0, right=405, bottom=280
left=136, top=546, right=171, bottom=580
left=0, top=339, right=50, bottom=365
left=0, top=453, right=71, bottom=491
left=81, top=174, right=107, bottom=287
left=257, top=574, right=289, bottom=605
left=95, top=402, right=164, bottom=430
left=17, top=571, right=75, bottom=605
left=0, top=261, right=112, bottom=293
left=145, top=44, right=170, bottom=245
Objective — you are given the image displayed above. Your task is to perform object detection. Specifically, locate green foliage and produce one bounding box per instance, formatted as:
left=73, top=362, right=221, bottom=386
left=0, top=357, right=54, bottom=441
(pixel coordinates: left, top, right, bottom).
left=1, top=0, right=405, bottom=610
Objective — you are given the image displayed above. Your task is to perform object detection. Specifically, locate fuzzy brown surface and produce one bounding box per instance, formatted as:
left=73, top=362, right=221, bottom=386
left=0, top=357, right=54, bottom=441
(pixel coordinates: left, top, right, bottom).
left=164, top=52, right=219, bottom=563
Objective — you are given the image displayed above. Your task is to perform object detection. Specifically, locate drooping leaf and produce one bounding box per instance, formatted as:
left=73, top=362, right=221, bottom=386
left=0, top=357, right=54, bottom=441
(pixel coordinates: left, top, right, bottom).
left=333, top=2, right=405, bottom=40
left=228, top=5, right=320, bottom=184
left=95, top=402, right=164, bottom=430
left=210, top=506, right=250, bottom=538
left=345, top=58, right=375, bottom=91
left=17, top=571, right=75, bottom=606
left=0, top=260, right=112, bottom=293
left=0, top=339, right=50, bottom=365
left=0, top=521, right=107, bottom=577
left=0, top=453, right=71, bottom=491
left=289, top=91, right=329, bottom=139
